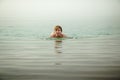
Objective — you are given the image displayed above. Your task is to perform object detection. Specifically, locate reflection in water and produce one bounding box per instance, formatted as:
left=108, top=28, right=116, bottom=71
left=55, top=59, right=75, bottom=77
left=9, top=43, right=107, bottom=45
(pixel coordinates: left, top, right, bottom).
left=55, top=41, right=62, bottom=53
left=54, top=40, right=62, bottom=65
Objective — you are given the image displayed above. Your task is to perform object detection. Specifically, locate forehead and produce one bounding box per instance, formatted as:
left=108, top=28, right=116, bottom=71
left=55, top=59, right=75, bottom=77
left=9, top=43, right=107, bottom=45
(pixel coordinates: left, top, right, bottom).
left=55, top=27, right=61, bottom=30
left=55, top=28, right=61, bottom=31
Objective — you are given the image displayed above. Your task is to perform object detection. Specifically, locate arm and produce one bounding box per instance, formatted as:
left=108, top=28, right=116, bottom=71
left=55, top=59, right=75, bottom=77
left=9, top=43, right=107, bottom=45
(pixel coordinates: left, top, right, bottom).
left=50, top=32, right=55, bottom=38
left=50, top=32, right=67, bottom=38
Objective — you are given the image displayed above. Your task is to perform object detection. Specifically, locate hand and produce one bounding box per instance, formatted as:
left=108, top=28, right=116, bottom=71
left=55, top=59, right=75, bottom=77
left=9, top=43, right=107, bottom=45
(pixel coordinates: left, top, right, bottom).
left=56, top=33, right=63, bottom=37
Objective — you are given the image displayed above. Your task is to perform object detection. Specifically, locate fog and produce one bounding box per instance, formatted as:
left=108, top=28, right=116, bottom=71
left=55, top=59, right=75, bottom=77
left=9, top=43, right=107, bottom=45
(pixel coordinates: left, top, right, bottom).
left=0, top=0, right=120, bottom=29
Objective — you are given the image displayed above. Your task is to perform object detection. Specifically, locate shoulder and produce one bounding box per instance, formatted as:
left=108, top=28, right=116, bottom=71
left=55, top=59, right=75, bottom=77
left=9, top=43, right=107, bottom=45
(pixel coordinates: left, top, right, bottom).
left=62, top=34, right=67, bottom=38
left=50, top=32, right=55, bottom=37
left=50, top=32, right=55, bottom=35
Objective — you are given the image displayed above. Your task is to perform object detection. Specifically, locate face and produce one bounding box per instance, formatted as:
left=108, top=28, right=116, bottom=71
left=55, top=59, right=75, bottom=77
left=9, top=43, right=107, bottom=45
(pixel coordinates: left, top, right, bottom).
left=55, top=28, right=62, bottom=34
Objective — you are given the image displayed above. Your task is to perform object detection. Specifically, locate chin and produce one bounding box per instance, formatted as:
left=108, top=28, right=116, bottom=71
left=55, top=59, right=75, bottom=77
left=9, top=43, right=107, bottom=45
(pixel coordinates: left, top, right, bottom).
left=56, top=36, right=63, bottom=38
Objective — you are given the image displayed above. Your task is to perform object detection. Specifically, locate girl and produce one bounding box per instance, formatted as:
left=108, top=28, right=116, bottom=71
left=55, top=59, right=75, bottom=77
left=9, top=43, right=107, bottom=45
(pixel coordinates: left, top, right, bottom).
left=50, top=25, right=67, bottom=38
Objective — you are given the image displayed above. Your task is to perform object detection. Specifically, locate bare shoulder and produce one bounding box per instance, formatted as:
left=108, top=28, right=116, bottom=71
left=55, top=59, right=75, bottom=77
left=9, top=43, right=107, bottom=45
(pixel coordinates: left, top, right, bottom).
left=50, top=32, right=55, bottom=37
left=62, top=34, right=67, bottom=38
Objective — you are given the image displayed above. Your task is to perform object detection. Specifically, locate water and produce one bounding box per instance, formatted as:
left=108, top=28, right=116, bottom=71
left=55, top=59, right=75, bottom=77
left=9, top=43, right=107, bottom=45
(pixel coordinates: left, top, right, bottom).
left=0, top=25, right=120, bottom=40
left=0, top=26, right=120, bottom=80
left=0, top=0, right=120, bottom=79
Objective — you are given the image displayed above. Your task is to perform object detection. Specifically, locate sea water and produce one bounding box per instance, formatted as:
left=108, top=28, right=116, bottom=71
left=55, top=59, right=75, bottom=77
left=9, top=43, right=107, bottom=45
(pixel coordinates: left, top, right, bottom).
left=0, top=26, right=120, bottom=80
left=0, top=0, right=120, bottom=79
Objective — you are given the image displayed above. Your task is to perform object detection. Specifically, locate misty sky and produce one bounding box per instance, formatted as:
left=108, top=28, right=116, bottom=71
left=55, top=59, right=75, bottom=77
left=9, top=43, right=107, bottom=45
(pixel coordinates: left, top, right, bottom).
left=0, top=0, right=120, bottom=27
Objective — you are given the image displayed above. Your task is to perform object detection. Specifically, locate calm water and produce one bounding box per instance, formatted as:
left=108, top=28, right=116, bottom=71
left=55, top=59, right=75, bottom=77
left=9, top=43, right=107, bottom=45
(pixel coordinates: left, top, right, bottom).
left=0, top=25, right=120, bottom=40
left=0, top=26, right=120, bottom=80
left=0, top=0, right=120, bottom=79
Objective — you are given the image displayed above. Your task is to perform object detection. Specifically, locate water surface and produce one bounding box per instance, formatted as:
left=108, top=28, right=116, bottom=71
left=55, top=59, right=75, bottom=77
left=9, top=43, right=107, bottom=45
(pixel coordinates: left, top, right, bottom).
left=0, top=31, right=120, bottom=80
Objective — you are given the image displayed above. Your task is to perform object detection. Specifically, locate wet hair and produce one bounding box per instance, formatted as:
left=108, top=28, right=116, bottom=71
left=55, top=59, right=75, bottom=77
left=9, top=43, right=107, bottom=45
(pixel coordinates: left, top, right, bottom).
left=54, top=25, right=62, bottom=32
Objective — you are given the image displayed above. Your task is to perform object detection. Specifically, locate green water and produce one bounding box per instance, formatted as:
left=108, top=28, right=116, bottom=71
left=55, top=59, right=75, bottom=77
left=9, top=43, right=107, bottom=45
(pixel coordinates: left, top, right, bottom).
left=0, top=25, right=120, bottom=40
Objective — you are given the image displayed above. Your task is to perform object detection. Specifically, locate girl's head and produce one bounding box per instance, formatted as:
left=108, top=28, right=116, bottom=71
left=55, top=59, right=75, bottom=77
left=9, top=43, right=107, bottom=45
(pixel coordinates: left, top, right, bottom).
left=54, top=25, right=62, bottom=32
